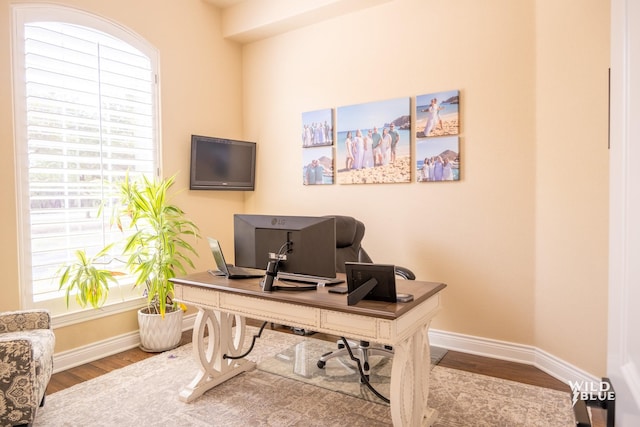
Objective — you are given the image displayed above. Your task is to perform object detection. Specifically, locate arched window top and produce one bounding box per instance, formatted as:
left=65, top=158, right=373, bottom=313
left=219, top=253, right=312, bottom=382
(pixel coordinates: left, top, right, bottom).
left=13, top=4, right=158, bottom=62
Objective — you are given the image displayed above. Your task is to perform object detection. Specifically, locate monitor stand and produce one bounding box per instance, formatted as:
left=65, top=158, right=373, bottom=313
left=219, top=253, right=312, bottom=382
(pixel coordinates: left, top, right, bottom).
left=276, top=272, right=344, bottom=286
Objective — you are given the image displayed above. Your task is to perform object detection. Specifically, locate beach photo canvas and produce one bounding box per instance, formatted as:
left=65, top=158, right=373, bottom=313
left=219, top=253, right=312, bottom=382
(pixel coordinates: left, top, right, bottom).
left=416, top=90, right=459, bottom=138
left=336, top=97, right=411, bottom=184
left=303, top=145, right=334, bottom=185
left=416, top=136, right=460, bottom=182
left=302, top=108, right=333, bottom=147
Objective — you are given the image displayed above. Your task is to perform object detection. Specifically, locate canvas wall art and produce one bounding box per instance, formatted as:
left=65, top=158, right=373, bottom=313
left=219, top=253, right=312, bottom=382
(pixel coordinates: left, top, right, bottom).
left=301, top=108, right=333, bottom=147
left=416, top=90, right=459, bottom=138
left=302, top=145, right=334, bottom=185
left=416, top=136, right=460, bottom=182
left=336, top=97, right=411, bottom=184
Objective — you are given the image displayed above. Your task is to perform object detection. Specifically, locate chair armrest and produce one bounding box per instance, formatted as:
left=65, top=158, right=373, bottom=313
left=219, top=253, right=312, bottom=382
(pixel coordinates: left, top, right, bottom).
left=395, top=266, right=416, bottom=280
left=0, top=309, right=52, bottom=333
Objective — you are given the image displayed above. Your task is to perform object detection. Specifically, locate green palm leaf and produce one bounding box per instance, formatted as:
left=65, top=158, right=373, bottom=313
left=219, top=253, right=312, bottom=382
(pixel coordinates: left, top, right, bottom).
left=56, top=173, right=200, bottom=315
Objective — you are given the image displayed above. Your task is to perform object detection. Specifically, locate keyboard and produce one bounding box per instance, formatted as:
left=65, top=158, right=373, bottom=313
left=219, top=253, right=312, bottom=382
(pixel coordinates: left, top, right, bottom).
left=276, top=272, right=344, bottom=286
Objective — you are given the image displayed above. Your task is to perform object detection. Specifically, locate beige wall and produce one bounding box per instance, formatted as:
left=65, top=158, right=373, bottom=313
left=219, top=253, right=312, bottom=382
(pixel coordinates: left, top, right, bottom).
left=534, top=1, right=610, bottom=373
left=1, top=0, right=610, bottom=376
left=0, top=0, right=246, bottom=351
left=241, top=0, right=609, bottom=375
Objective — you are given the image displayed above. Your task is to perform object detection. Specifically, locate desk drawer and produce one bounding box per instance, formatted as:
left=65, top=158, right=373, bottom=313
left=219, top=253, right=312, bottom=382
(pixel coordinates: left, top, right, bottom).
left=177, top=285, right=220, bottom=308
left=320, top=311, right=392, bottom=342
left=220, top=293, right=319, bottom=329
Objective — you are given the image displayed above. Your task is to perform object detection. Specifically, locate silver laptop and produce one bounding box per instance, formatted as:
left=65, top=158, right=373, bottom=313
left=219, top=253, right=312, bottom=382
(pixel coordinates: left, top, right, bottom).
left=207, top=237, right=265, bottom=279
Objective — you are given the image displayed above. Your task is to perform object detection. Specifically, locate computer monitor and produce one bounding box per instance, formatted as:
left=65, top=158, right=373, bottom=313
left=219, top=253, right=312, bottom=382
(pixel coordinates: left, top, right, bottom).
left=234, top=214, right=337, bottom=279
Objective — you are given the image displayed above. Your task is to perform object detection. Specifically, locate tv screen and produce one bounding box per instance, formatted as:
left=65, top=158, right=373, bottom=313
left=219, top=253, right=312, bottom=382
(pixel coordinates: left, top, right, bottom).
left=234, top=214, right=337, bottom=279
left=190, top=135, right=256, bottom=191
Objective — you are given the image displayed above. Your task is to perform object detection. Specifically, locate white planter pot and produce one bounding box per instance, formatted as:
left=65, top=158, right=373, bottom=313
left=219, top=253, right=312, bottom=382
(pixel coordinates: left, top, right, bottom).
left=137, top=307, right=183, bottom=352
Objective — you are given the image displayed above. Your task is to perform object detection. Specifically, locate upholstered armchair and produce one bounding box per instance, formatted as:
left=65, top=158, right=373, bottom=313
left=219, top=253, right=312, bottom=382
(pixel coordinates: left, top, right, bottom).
left=0, top=310, right=55, bottom=427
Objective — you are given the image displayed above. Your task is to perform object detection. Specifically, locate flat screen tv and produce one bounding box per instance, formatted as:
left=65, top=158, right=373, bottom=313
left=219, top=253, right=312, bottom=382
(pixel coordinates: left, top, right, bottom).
left=234, top=214, right=337, bottom=279
left=190, top=135, right=256, bottom=191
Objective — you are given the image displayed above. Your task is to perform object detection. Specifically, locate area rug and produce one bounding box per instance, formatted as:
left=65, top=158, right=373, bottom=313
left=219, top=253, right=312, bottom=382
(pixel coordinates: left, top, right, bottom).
left=36, top=328, right=575, bottom=426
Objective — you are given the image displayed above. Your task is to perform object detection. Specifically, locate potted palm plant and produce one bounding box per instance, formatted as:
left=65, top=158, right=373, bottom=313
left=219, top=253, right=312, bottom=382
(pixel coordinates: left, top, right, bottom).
left=58, top=174, right=200, bottom=352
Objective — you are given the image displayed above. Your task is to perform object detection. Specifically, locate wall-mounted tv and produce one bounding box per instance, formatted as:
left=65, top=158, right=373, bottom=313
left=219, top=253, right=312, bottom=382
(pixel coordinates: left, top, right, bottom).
left=190, top=134, right=256, bottom=191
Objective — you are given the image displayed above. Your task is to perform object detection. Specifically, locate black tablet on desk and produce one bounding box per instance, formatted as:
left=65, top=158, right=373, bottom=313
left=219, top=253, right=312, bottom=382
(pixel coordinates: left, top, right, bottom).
left=345, top=262, right=397, bottom=305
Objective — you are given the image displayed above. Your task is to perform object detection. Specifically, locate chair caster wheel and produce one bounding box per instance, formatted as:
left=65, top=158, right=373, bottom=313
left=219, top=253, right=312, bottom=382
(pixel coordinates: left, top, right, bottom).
left=317, top=360, right=326, bottom=369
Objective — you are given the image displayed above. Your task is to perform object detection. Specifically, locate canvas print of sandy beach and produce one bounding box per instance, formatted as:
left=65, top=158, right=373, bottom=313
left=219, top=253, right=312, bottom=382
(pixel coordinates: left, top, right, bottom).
left=302, top=108, right=333, bottom=147
left=302, top=145, right=334, bottom=185
left=416, top=90, right=459, bottom=138
left=416, top=136, right=460, bottom=182
left=336, top=98, right=411, bottom=184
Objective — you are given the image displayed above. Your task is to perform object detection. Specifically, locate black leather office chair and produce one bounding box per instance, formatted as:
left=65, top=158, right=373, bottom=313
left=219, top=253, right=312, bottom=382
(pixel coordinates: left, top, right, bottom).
left=317, top=215, right=415, bottom=379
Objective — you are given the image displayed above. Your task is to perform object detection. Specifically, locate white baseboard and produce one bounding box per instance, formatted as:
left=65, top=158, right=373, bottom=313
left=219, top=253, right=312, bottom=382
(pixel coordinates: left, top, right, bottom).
left=53, top=319, right=598, bottom=388
left=429, top=328, right=599, bottom=387
left=53, top=313, right=197, bottom=373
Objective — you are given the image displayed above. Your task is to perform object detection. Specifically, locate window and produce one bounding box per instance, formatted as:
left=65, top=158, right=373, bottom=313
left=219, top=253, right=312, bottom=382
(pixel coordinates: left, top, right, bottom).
left=12, top=5, right=160, bottom=322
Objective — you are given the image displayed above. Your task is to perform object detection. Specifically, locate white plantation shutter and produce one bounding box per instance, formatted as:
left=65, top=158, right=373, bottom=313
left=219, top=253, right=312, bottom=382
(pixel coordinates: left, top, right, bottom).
left=13, top=6, right=160, bottom=317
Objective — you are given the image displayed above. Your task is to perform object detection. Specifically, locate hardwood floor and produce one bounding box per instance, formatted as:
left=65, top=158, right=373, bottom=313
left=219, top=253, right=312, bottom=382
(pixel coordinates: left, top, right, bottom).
left=46, top=325, right=606, bottom=426
left=438, top=350, right=569, bottom=392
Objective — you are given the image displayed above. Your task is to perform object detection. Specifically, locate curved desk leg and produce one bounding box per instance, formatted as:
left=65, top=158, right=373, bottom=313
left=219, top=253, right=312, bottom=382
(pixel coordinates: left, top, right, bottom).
left=179, top=308, right=256, bottom=402
left=390, top=322, right=437, bottom=426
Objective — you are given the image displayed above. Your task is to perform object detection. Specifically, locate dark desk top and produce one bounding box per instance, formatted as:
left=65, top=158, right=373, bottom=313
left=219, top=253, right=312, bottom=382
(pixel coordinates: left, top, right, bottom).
left=171, top=271, right=446, bottom=320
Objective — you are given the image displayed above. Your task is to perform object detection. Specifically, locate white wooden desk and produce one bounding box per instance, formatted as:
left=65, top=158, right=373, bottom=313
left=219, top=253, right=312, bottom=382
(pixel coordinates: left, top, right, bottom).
left=171, top=272, right=446, bottom=426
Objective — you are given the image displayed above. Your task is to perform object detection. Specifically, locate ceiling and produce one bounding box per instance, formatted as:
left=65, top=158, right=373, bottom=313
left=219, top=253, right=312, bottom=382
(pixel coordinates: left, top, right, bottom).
left=202, top=0, right=393, bottom=43
left=205, top=0, right=244, bottom=8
